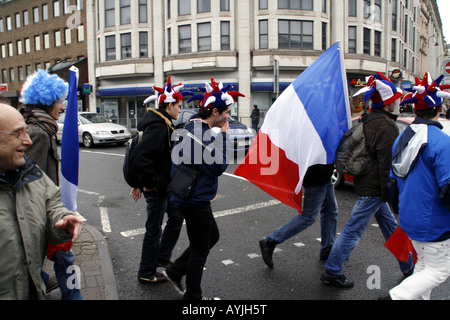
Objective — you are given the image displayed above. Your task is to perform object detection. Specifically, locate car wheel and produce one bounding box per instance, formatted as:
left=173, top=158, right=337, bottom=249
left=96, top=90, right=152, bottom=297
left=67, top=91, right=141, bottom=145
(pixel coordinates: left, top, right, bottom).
left=332, top=168, right=344, bottom=189
left=83, top=133, right=94, bottom=148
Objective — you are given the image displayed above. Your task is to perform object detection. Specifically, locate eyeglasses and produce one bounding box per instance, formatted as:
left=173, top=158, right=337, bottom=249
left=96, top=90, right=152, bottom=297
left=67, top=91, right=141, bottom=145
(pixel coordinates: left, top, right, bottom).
left=0, top=130, right=29, bottom=140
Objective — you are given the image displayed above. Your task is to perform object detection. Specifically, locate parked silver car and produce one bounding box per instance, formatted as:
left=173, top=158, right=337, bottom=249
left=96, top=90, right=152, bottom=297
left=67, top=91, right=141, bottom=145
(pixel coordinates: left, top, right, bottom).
left=57, top=112, right=132, bottom=148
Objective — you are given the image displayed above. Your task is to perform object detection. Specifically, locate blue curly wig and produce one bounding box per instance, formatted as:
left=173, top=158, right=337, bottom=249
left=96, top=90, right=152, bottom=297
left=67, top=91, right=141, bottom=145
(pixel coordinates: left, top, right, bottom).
left=20, top=70, right=68, bottom=106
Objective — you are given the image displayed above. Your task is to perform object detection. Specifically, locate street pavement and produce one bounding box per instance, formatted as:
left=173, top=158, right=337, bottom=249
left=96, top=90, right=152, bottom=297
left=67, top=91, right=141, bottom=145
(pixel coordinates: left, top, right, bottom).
left=43, top=224, right=119, bottom=300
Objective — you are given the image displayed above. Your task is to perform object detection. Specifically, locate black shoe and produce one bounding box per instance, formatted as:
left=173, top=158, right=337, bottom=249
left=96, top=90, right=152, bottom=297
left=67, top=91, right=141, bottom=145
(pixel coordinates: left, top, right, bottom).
left=259, top=238, right=276, bottom=268
left=403, top=267, right=414, bottom=278
left=157, top=260, right=173, bottom=268
left=46, top=276, right=59, bottom=294
left=162, top=270, right=185, bottom=296
left=320, top=270, right=354, bottom=288
left=319, top=247, right=332, bottom=261
left=138, top=272, right=167, bottom=284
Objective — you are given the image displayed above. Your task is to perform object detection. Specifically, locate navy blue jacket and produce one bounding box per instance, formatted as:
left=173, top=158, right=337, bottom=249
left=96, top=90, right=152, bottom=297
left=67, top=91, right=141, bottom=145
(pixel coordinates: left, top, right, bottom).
left=170, top=119, right=228, bottom=207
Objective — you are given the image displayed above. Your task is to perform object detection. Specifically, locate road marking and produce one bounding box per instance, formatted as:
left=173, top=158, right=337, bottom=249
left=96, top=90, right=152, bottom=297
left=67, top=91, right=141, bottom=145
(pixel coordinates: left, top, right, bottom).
left=222, top=259, right=234, bottom=266
left=120, top=199, right=282, bottom=238
left=81, top=150, right=124, bottom=157
left=98, top=195, right=112, bottom=233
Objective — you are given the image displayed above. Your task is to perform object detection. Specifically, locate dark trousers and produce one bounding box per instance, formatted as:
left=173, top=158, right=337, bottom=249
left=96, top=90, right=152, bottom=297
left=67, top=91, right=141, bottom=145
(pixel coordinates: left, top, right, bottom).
left=167, top=202, right=219, bottom=300
left=138, top=191, right=183, bottom=277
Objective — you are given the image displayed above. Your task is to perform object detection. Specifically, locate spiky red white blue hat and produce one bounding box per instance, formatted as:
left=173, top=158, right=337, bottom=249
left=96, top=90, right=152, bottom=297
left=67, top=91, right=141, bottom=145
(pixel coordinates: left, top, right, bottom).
left=186, top=78, right=244, bottom=109
left=400, top=72, right=450, bottom=110
left=143, top=76, right=192, bottom=105
left=362, top=72, right=403, bottom=108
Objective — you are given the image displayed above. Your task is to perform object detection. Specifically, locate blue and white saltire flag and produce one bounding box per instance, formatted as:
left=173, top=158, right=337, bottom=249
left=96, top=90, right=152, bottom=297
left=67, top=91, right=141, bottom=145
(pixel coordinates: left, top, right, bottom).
left=60, top=66, right=79, bottom=213
left=234, top=42, right=351, bottom=212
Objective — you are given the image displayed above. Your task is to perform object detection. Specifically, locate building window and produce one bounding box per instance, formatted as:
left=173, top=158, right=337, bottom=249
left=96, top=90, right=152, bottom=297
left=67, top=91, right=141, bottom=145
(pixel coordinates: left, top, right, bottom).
left=43, top=4, right=49, bottom=21
left=9, top=68, right=15, bottom=83
left=17, top=40, right=23, bottom=55
left=322, top=0, right=326, bottom=13
left=198, top=22, right=211, bottom=52
left=348, top=0, right=356, bottom=17
left=167, top=28, right=171, bottom=55
left=178, top=25, right=191, bottom=53
left=25, top=65, right=31, bottom=77
left=0, top=19, right=3, bottom=33
left=220, top=0, right=229, bottom=11
left=121, top=33, right=131, bottom=59
left=167, top=0, right=171, bottom=19
left=139, top=32, right=148, bottom=57
left=18, top=66, right=24, bottom=82
left=54, top=1, right=61, bottom=17
left=106, top=35, right=116, bottom=61
left=2, top=69, right=7, bottom=83
left=120, top=0, right=131, bottom=25
left=139, top=0, right=148, bottom=23
left=35, top=35, right=41, bottom=51
left=198, top=0, right=211, bottom=13
left=15, top=13, right=21, bottom=29
left=221, top=21, right=230, bottom=50
left=44, top=33, right=50, bottom=49
left=363, top=28, right=370, bottom=54
left=105, top=0, right=115, bottom=27
left=391, top=38, right=397, bottom=62
left=179, top=0, right=191, bottom=16
left=278, top=0, right=313, bottom=10
left=322, top=22, right=327, bottom=50
left=55, top=30, right=62, bottom=47
left=65, top=28, right=72, bottom=44
left=25, top=38, right=31, bottom=53
left=348, top=26, right=356, bottom=53
left=259, top=20, right=268, bottom=49
left=392, top=0, right=397, bottom=31
left=259, top=0, right=268, bottom=9
left=363, top=0, right=370, bottom=19
left=374, top=0, right=381, bottom=23
left=403, top=48, right=407, bottom=68
left=278, top=20, right=313, bottom=50
left=78, top=25, right=85, bottom=42
left=8, top=42, right=13, bottom=57
left=23, top=11, right=29, bottom=26
left=6, top=16, right=12, bottom=31
left=1, top=45, right=5, bottom=58
left=33, top=7, right=39, bottom=23
left=374, top=30, right=381, bottom=56
left=64, top=0, right=71, bottom=15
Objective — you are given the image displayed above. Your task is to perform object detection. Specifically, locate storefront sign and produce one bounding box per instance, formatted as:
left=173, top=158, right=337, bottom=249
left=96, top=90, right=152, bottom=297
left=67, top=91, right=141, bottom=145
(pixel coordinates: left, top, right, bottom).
left=0, top=83, right=7, bottom=92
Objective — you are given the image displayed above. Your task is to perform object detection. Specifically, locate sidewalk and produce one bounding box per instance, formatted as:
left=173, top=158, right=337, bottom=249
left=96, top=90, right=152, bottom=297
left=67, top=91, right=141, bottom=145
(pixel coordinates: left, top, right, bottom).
left=43, top=224, right=119, bottom=300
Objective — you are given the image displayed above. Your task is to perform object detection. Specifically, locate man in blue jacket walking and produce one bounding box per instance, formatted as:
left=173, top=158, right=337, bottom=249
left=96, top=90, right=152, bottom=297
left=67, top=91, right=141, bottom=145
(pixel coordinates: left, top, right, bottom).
left=163, top=78, right=244, bottom=300
left=388, top=73, right=450, bottom=300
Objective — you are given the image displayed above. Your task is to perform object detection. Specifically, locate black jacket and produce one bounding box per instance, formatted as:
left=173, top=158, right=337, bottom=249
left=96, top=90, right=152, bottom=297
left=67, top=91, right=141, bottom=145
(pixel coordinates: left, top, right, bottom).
left=354, top=108, right=398, bottom=201
left=132, top=108, right=174, bottom=193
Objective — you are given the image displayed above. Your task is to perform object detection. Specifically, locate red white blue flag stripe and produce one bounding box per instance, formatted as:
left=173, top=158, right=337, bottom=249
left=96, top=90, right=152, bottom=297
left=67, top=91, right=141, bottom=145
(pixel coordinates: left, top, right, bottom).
left=234, top=42, right=351, bottom=212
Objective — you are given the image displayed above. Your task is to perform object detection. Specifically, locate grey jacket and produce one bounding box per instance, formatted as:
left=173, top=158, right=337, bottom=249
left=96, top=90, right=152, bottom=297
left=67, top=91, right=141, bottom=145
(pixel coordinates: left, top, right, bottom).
left=0, top=156, right=74, bottom=300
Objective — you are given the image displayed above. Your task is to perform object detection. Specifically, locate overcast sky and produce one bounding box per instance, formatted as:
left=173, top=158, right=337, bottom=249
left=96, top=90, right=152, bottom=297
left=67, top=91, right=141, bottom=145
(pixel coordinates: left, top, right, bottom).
left=436, top=0, right=450, bottom=42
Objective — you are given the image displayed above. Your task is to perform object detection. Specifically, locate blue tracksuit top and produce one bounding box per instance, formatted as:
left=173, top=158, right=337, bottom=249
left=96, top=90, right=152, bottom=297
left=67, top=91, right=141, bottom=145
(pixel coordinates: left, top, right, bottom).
left=390, top=118, right=450, bottom=242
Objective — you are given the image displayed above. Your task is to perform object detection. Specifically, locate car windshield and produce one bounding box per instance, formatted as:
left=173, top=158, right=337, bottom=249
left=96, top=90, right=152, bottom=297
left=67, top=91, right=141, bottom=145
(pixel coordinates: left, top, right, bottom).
left=79, top=113, right=109, bottom=124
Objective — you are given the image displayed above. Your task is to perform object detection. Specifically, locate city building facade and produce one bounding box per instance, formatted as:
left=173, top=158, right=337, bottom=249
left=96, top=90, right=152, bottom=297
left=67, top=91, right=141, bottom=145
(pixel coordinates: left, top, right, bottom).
left=0, top=0, right=88, bottom=108
left=1, top=0, right=446, bottom=128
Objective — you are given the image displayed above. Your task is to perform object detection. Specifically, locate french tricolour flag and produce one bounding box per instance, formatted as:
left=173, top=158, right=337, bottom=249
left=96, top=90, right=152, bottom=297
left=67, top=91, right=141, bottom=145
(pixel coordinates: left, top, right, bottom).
left=234, top=42, right=351, bottom=213
left=60, top=66, right=80, bottom=213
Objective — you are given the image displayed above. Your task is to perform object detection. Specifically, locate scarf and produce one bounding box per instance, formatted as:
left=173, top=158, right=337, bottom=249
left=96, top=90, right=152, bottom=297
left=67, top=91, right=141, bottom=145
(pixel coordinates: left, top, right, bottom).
left=24, top=109, right=58, bottom=136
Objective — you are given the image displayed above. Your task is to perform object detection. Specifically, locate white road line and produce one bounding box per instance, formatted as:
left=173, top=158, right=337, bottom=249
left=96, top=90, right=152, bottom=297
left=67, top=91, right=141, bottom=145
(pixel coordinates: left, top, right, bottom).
left=98, top=195, right=111, bottom=233
left=120, top=199, right=282, bottom=238
left=81, top=150, right=124, bottom=157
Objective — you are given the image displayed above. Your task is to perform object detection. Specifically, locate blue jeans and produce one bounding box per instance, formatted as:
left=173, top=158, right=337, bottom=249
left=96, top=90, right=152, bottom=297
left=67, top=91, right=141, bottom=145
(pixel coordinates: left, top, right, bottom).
left=42, top=250, right=83, bottom=300
left=266, top=181, right=338, bottom=254
left=138, top=191, right=184, bottom=277
left=324, top=196, right=414, bottom=275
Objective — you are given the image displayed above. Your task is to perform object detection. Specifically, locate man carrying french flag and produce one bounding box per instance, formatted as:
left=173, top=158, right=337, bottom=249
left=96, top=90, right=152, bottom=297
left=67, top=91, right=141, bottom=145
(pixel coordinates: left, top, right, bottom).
left=234, top=42, right=350, bottom=212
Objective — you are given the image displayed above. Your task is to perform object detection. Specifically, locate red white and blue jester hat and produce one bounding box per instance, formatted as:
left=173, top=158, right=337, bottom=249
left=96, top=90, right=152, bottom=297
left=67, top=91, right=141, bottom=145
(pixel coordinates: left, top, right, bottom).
left=361, top=72, right=403, bottom=108
left=186, top=78, right=245, bottom=109
left=400, top=72, right=450, bottom=110
left=143, top=76, right=193, bottom=105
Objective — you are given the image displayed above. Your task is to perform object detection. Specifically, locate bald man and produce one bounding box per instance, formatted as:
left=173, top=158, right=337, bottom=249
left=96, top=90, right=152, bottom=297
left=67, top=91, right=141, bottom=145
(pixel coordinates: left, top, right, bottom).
left=0, top=103, right=82, bottom=299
